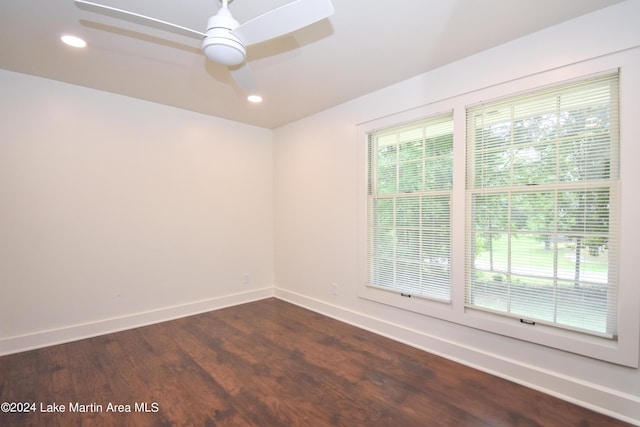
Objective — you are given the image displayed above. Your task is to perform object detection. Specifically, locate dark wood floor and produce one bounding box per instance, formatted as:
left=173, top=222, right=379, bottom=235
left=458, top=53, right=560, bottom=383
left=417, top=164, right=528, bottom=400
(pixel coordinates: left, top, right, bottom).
left=0, top=298, right=630, bottom=427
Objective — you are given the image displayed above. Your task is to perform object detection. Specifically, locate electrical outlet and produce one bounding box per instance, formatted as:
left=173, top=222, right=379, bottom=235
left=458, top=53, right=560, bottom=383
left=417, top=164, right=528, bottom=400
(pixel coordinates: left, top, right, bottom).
left=331, top=283, right=338, bottom=296
left=243, top=273, right=250, bottom=285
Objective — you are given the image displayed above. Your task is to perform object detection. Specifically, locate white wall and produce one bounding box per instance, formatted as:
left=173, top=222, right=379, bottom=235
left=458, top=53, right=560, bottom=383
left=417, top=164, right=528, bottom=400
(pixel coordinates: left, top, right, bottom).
left=0, top=70, right=274, bottom=353
left=274, top=1, right=640, bottom=424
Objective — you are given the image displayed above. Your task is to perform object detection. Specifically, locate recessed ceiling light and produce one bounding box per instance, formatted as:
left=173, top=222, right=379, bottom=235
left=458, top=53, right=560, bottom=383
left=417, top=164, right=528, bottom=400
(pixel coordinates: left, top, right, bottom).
left=61, top=35, right=87, bottom=48
left=247, top=95, right=263, bottom=103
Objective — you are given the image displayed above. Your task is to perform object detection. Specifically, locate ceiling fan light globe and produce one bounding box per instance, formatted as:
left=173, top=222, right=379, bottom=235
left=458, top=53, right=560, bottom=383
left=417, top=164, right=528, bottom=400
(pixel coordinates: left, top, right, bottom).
left=203, top=36, right=246, bottom=66
left=202, top=14, right=245, bottom=66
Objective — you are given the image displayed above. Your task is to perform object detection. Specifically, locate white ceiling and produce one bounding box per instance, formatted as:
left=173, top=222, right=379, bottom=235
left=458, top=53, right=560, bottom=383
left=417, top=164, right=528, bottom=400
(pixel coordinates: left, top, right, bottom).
left=0, top=0, right=624, bottom=129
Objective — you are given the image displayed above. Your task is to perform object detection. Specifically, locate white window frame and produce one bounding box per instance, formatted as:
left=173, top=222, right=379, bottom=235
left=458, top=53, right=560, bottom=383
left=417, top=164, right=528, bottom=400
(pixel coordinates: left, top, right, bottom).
left=358, top=50, right=640, bottom=367
left=366, top=113, right=454, bottom=303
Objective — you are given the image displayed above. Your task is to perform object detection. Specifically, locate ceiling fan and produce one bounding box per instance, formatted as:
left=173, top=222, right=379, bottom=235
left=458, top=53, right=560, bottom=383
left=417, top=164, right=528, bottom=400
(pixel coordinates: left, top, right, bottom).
left=74, top=0, right=335, bottom=100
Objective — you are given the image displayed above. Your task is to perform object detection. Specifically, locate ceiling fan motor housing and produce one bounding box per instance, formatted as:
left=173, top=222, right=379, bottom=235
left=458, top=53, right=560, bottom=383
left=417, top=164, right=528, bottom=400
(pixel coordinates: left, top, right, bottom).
left=202, top=13, right=246, bottom=66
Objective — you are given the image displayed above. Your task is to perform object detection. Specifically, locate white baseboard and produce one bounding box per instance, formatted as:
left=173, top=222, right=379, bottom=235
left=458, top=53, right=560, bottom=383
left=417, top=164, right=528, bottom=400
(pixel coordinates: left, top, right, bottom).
left=0, top=287, right=274, bottom=356
left=274, top=287, right=640, bottom=426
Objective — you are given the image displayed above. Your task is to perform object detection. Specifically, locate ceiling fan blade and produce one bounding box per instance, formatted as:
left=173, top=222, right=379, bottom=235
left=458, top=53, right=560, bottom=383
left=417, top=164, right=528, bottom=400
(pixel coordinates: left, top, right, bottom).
left=229, top=62, right=259, bottom=96
left=232, top=0, right=334, bottom=47
left=74, top=0, right=205, bottom=39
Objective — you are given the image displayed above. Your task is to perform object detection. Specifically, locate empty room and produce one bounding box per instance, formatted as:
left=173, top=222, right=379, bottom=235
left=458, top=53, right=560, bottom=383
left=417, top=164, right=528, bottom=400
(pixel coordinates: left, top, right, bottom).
left=1, top=0, right=639, bottom=425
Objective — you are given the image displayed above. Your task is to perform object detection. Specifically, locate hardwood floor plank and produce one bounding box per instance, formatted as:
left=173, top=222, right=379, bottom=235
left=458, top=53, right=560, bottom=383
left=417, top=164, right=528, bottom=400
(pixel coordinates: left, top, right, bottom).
left=36, top=345, right=74, bottom=427
left=94, top=331, right=173, bottom=427
left=0, top=351, right=40, bottom=427
left=231, top=302, right=490, bottom=426
left=180, top=313, right=333, bottom=426
left=0, top=298, right=631, bottom=426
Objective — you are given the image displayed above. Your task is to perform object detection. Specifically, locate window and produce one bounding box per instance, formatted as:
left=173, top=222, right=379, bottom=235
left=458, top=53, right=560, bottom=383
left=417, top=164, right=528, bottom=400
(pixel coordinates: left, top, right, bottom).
left=359, top=56, right=638, bottom=366
left=367, top=114, right=454, bottom=301
left=465, top=73, right=619, bottom=338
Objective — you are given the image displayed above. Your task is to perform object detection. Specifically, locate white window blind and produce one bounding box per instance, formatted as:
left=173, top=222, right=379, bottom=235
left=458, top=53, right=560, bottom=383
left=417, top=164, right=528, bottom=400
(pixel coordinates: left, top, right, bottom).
left=465, top=72, right=619, bottom=338
left=367, top=113, right=453, bottom=301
